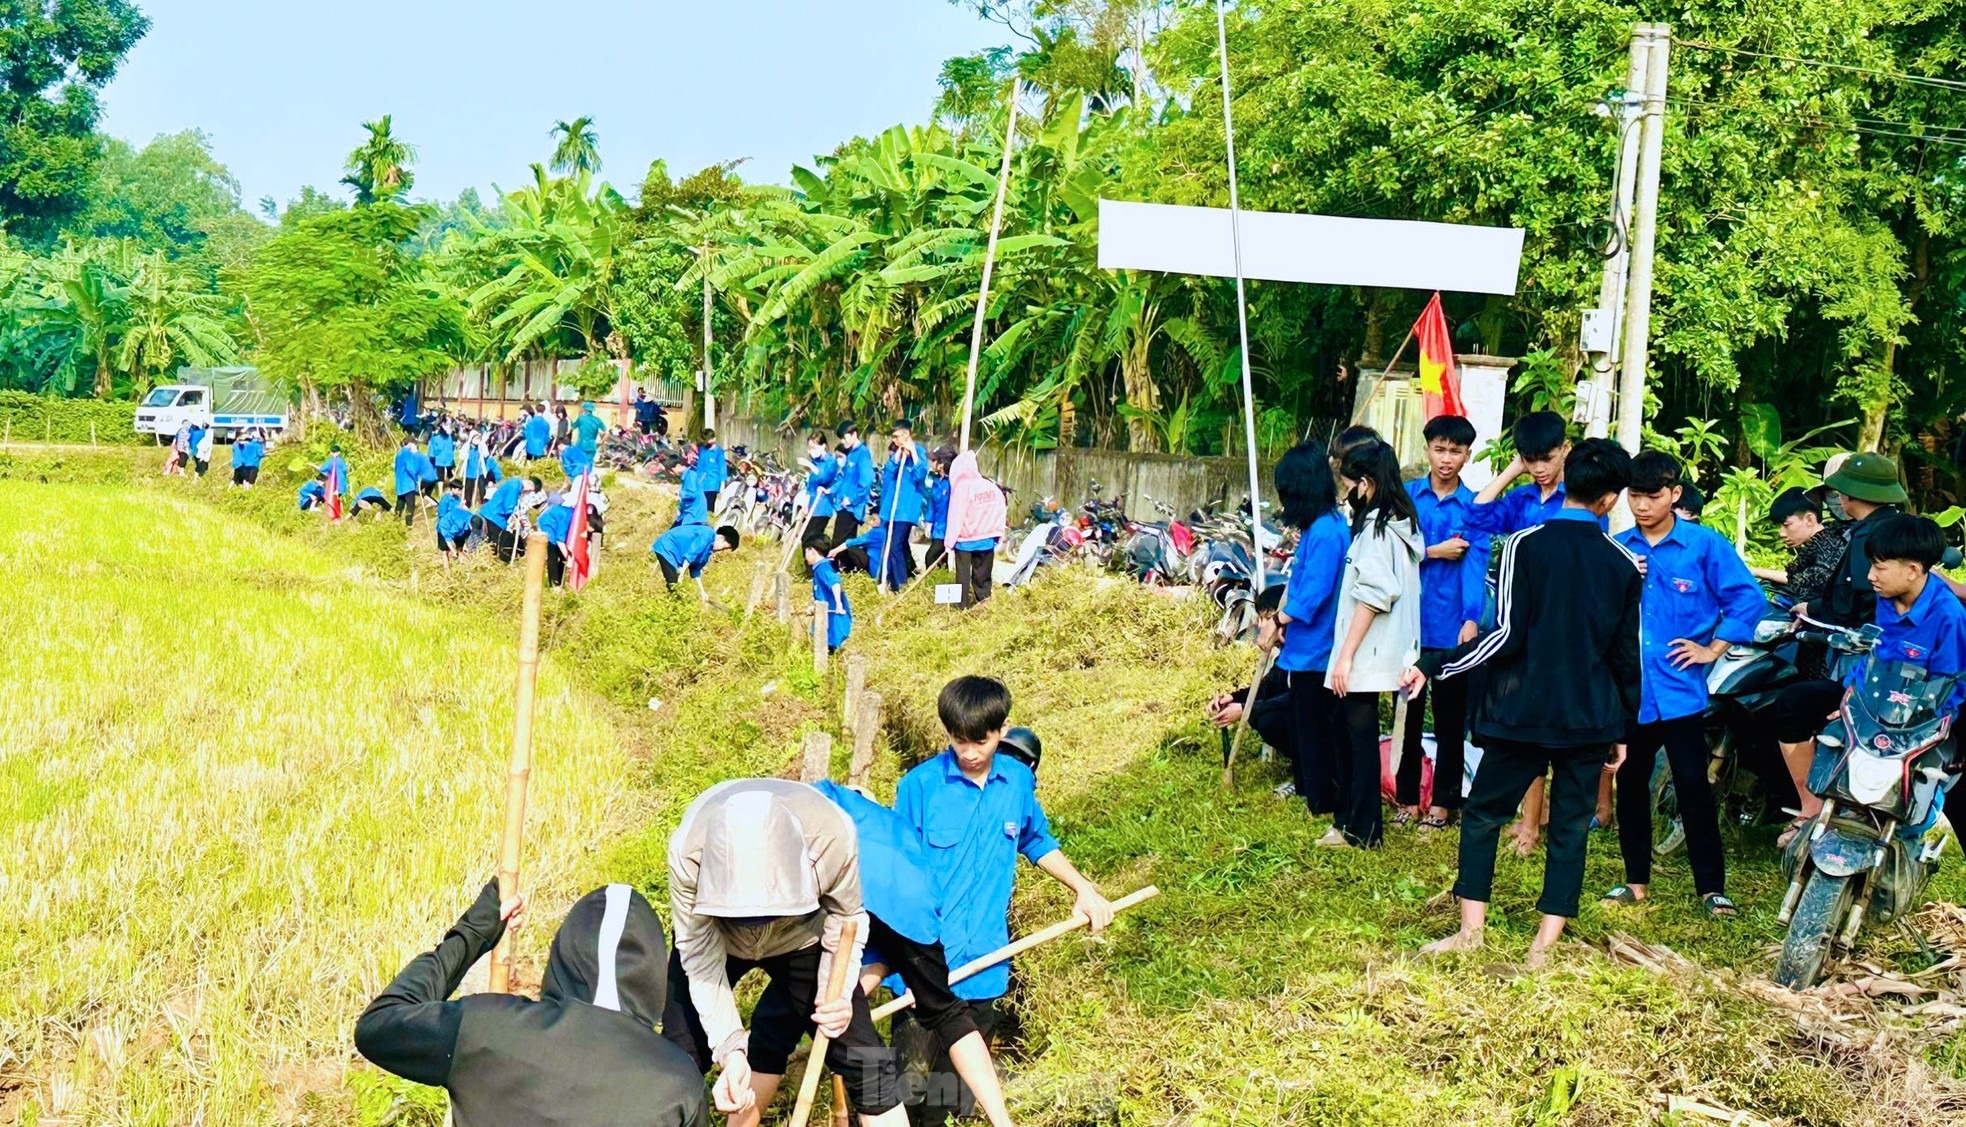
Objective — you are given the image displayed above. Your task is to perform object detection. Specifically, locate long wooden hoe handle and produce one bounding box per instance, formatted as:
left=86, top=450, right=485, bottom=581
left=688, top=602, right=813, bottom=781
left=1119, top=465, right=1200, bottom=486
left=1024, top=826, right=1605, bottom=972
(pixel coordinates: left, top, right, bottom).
left=489, top=532, right=549, bottom=994
left=1220, top=648, right=1274, bottom=792
left=788, top=919, right=860, bottom=1127
left=869, top=886, right=1159, bottom=1022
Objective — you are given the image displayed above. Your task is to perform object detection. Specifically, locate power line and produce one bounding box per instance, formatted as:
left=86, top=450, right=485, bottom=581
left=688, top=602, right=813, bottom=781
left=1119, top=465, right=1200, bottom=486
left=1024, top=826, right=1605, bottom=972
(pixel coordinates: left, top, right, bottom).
left=1669, top=95, right=1966, bottom=148
left=1675, top=39, right=1966, bottom=95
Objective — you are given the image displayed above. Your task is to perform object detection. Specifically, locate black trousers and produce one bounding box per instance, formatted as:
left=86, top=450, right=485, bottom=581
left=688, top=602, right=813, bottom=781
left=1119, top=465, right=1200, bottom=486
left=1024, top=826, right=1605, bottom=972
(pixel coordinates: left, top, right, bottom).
left=231, top=465, right=259, bottom=486
left=704, top=490, right=719, bottom=516
left=1397, top=648, right=1469, bottom=810
left=657, top=557, right=681, bottom=589
left=1334, top=692, right=1386, bottom=847
left=1616, top=714, right=1725, bottom=896
left=800, top=514, right=831, bottom=576
left=831, top=511, right=862, bottom=547
left=395, top=490, right=417, bottom=526
left=463, top=477, right=484, bottom=508
left=662, top=946, right=901, bottom=1114
left=436, top=528, right=469, bottom=554
left=954, top=548, right=994, bottom=607
left=546, top=543, right=568, bottom=587
left=1286, top=670, right=1342, bottom=815
left=923, top=541, right=948, bottom=571
left=865, top=914, right=978, bottom=1048
left=893, top=999, right=1004, bottom=1127
left=1455, top=739, right=1610, bottom=918
left=876, top=521, right=917, bottom=591
left=1770, top=678, right=1844, bottom=744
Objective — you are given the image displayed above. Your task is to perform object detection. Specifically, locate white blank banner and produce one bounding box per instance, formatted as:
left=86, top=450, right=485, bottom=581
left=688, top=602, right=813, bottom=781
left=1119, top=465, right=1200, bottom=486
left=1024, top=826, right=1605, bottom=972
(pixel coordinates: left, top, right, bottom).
left=1097, top=199, right=1524, bottom=295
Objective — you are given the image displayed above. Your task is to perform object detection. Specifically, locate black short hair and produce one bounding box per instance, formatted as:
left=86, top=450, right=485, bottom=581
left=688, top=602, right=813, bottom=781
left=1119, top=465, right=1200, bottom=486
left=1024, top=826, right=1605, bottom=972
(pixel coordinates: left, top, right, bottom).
left=802, top=534, right=831, bottom=555
left=1255, top=583, right=1285, bottom=615
left=937, top=676, right=1013, bottom=743
left=1334, top=425, right=1381, bottom=459
left=1769, top=487, right=1821, bottom=525
left=930, top=446, right=956, bottom=469
left=1513, top=411, right=1568, bottom=460
left=836, top=420, right=859, bottom=438
left=1422, top=415, right=1477, bottom=447
left=1274, top=440, right=1338, bottom=531
left=1863, top=513, right=1944, bottom=569
left=889, top=418, right=913, bottom=433
left=1675, top=481, right=1705, bottom=517
left=1629, top=450, right=1684, bottom=495
left=1561, top=438, right=1632, bottom=506
left=716, top=525, right=741, bottom=550
left=807, top=431, right=830, bottom=446
left=527, top=476, right=544, bottom=491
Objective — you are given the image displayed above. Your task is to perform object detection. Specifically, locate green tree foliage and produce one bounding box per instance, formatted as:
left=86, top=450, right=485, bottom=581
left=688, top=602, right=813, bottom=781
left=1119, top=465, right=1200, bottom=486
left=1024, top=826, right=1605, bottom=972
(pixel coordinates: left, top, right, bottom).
left=550, top=116, right=602, bottom=176
left=77, top=131, right=269, bottom=282
left=0, top=0, right=151, bottom=243
left=341, top=116, right=417, bottom=204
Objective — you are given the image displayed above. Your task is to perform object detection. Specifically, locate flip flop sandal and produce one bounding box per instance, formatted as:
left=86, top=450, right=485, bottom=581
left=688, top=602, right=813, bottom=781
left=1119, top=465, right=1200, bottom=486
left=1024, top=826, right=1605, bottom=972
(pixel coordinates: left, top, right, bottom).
left=1703, top=893, right=1740, bottom=919
left=1600, top=885, right=1647, bottom=906
left=1776, top=818, right=1811, bottom=849
left=1391, top=809, right=1418, bottom=827
left=1418, top=815, right=1451, bottom=831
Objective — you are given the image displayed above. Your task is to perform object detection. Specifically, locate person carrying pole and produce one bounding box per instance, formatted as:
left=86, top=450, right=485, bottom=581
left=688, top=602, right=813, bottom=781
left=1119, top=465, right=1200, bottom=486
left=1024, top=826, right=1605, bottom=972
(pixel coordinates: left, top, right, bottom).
left=874, top=421, right=929, bottom=593
left=661, top=779, right=909, bottom=1127
left=354, top=882, right=707, bottom=1127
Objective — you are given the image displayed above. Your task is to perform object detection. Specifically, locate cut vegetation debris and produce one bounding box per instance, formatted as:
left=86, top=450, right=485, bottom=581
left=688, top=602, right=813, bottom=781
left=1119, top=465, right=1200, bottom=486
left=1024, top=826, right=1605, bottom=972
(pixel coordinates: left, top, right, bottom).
left=7, top=444, right=1966, bottom=1124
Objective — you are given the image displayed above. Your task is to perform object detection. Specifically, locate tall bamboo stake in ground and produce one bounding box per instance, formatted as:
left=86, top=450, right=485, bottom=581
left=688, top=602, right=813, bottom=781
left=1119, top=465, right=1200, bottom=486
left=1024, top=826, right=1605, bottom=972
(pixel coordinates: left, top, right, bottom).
left=959, top=77, right=1023, bottom=454
left=800, top=731, right=833, bottom=785
left=1214, top=0, right=1268, bottom=594
left=489, top=532, right=549, bottom=994
left=1220, top=648, right=1274, bottom=791
left=787, top=919, right=859, bottom=1127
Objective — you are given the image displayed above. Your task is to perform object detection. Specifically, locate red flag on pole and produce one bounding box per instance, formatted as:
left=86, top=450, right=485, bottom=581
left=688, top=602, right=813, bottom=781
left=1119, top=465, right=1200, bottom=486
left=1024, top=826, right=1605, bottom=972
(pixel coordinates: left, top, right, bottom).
left=1414, top=292, right=1464, bottom=419
left=566, top=470, right=594, bottom=592
left=325, top=460, right=344, bottom=522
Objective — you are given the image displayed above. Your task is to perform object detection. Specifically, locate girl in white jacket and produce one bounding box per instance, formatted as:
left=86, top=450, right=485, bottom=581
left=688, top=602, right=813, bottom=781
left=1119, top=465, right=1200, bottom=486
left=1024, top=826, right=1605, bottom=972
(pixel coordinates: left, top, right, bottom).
left=1326, top=439, right=1424, bottom=848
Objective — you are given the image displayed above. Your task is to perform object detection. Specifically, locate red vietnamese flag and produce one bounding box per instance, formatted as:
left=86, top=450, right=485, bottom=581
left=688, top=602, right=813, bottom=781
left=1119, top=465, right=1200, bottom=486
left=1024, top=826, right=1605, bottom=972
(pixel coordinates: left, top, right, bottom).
left=566, top=469, right=595, bottom=592
left=1414, top=292, right=1465, bottom=419
left=325, top=460, right=344, bottom=522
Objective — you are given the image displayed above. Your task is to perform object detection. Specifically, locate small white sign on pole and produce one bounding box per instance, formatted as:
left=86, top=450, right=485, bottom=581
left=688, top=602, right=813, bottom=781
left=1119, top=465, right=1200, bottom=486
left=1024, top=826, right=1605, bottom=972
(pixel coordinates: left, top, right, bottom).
left=933, top=584, right=965, bottom=605
left=1097, top=199, right=1525, bottom=296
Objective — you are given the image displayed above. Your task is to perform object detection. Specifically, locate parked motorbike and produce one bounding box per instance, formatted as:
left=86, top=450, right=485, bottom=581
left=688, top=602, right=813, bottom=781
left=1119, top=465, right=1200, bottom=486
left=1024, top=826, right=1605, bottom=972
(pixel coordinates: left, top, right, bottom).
left=1006, top=507, right=1083, bottom=588
left=1773, top=617, right=1960, bottom=989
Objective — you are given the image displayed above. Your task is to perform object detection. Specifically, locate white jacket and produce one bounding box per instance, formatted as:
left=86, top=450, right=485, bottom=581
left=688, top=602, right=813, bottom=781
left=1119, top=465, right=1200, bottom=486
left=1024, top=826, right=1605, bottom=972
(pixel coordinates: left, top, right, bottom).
left=1326, top=515, right=1423, bottom=694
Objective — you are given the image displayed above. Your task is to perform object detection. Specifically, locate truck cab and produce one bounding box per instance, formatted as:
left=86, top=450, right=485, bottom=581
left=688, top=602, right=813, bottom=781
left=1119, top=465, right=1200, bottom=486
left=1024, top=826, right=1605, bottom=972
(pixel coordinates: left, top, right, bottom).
left=135, top=385, right=212, bottom=443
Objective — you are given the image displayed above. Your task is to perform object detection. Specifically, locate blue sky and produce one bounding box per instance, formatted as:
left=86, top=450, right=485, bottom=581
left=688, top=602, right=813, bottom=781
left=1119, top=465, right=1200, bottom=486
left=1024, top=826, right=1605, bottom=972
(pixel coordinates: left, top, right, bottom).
left=99, top=0, right=1001, bottom=211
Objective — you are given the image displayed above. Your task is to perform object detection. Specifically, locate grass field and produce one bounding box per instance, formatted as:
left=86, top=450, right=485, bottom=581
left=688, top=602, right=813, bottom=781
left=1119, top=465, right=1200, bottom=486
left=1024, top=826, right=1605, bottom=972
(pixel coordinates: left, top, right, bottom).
left=7, top=443, right=1966, bottom=1125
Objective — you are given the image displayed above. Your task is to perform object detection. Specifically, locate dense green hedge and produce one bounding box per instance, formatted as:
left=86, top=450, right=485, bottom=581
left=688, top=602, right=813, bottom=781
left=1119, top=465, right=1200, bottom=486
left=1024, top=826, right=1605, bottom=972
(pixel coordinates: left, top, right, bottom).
left=0, top=392, right=144, bottom=445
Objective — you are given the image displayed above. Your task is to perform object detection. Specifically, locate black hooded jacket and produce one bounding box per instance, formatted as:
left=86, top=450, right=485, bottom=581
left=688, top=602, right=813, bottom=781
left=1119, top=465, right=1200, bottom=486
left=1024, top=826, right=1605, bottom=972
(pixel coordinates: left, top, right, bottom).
left=355, top=881, right=707, bottom=1127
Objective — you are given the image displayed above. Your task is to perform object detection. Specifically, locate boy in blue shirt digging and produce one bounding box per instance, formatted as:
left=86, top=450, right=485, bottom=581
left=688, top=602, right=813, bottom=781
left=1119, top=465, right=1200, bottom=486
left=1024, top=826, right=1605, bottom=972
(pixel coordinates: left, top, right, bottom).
left=808, top=538, right=852, bottom=651
left=894, top=676, right=1114, bottom=1127
left=1601, top=451, right=1767, bottom=919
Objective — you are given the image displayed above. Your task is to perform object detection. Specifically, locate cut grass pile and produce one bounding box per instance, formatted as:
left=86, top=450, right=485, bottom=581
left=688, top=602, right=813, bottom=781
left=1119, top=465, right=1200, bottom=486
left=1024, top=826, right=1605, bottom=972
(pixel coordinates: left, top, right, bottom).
left=10, top=442, right=1966, bottom=1125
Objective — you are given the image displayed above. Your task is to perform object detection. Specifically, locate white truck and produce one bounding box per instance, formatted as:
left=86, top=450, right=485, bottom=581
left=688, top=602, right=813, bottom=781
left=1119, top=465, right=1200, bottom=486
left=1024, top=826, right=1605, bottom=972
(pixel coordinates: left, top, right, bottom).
left=134, top=367, right=289, bottom=443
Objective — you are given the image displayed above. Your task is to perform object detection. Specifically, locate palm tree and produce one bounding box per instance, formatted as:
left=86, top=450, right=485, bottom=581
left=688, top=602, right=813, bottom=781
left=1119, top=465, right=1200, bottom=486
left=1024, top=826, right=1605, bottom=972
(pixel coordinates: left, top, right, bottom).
left=342, top=115, right=418, bottom=204
left=550, top=116, right=602, bottom=176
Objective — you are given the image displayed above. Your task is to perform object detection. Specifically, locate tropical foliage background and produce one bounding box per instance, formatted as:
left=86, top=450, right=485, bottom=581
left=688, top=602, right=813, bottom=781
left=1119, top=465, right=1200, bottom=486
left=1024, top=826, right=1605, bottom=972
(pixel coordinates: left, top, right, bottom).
left=6, top=0, right=1966, bottom=505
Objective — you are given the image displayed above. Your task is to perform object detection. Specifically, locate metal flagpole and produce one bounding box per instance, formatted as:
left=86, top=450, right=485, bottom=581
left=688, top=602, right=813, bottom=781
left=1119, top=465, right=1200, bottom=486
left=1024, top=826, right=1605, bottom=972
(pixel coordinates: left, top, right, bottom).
left=959, top=77, right=1022, bottom=454
left=1215, top=0, right=1267, bottom=592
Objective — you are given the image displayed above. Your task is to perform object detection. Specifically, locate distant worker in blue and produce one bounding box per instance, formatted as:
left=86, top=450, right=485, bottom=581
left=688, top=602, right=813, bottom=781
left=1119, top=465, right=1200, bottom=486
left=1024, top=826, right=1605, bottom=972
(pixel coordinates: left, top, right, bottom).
left=393, top=436, right=426, bottom=527
left=922, top=447, right=955, bottom=571
left=428, top=425, right=457, bottom=485
left=435, top=480, right=474, bottom=567
left=354, top=486, right=393, bottom=519
left=833, top=421, right=876, bottom=548
left=320, top=444, right=354, bottom=506
left=652, top=523, right=740, bottom=599
left=523, top=405, right=552, bottom=460
left=808, top=537, right=852, bottom=651
left=477, top=475, right=542, bottom=563
left=571, top=401, right=606, bottom=458
left=230, top=429, right=266, bottom=489
left=798, top=431, right=842, bottom=567
left=633, top=388, right=662, bottom=435
left=298, top=474, right=327, bottom=511
left=462, top=428, right=501, bottom=508
left=695, top=429, right=727, bottom=518
left=873, top=420, right=929, bottom=592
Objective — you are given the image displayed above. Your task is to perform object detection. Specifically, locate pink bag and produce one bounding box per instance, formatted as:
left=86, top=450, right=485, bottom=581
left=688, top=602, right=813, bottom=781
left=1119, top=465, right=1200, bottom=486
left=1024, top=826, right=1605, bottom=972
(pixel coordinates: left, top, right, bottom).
left=1378, top=735, right=1434, bottom=810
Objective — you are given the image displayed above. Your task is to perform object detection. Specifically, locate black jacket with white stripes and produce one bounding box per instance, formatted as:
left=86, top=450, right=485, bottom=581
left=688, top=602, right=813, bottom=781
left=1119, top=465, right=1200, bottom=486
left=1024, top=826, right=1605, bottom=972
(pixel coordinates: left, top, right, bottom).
left=1441, top=513, right=1643, bottom=747
left=356, top=881, right=708, bottom=1127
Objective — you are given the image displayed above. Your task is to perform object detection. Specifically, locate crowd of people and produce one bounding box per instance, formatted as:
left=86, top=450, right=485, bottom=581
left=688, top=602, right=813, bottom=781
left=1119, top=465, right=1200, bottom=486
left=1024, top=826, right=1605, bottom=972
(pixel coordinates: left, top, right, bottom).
left=356, top=676, right=1112, bottom=1127
left=1229, top=409, right=1966, bottom=966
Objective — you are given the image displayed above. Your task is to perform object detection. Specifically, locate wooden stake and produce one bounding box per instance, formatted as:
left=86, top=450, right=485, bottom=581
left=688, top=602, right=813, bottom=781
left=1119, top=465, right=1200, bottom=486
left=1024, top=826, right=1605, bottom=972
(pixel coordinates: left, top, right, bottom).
left=812, top=600, right=830, bottom=673
left=842, top=656, right=868, bottom=739
left=90, top=421, right=97, bottom=446
left=787, top=919, right=859, bottom=1127
left=830, top=1075, right=850, bottom=1127
left=778, top=495, right=812, bottom=575
left=800, top=731, right=833, bottom=784
left=1220, top=648, right=1274, bottom=792
left=959, top=77, right=1022, bottom=454
left=489, top=532, right=550, bottom=994
left=871, top=887, right=1159, bottom=1022
left=849, top=691, right=881, bottom=788
left=775, top=572, right=792, bottom=625
left=746, top=557, right=771, bottom=615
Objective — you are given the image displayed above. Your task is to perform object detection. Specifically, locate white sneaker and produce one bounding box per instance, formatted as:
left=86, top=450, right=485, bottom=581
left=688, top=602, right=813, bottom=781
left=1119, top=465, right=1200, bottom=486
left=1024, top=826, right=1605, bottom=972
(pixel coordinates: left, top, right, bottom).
left=1315, top=828, right=1350, bottom=849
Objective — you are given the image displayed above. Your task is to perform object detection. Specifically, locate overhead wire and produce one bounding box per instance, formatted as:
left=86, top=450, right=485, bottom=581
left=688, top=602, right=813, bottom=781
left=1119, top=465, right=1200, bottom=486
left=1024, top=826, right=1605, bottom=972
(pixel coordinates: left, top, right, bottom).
left=1674, top=39, right=1966, bottom=95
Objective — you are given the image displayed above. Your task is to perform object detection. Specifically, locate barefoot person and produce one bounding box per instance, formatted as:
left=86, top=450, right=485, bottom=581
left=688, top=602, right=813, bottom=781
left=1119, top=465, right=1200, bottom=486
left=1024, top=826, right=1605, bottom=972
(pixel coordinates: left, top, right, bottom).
left=355, top=881, right=707, bottom=1126
left=1421, top=438, right=1642, bottom=967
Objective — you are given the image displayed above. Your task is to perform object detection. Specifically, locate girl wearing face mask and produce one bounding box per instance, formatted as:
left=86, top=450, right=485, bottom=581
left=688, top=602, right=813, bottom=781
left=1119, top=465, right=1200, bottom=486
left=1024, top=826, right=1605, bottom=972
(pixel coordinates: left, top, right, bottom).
left=1324, top=439, right=1425, bottom=849
left=798, top=432, right=841, bottom=572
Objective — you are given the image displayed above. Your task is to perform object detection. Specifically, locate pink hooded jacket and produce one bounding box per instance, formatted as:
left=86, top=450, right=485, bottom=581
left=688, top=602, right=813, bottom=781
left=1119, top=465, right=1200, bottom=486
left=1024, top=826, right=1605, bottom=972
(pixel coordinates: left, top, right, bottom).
left=944, top=451, right=1007, bottom=548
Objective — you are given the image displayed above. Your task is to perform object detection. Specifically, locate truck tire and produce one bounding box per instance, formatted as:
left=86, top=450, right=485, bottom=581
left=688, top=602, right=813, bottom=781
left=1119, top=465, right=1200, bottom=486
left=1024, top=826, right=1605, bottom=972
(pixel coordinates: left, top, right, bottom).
left=1776, top=869, right=1855, bottom=989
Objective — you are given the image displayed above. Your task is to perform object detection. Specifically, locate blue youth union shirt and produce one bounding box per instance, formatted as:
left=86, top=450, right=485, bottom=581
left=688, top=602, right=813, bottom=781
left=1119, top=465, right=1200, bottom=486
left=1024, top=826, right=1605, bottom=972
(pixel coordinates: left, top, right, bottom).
left=653, top=523, right=716, bottom=576
left=1616, top=519, right=1767, bottom=723
left=1405, top=477, right=1487, bottom=650
left=1467, top=483, right=1602, bottom=537
left=894, top=750, right=1061, bottom=1001
left=810, top=781, right=942, bottom=947
left=1276, top=512, right=1349, bottom=673
left=1853, top=575, right=1966, bottom=716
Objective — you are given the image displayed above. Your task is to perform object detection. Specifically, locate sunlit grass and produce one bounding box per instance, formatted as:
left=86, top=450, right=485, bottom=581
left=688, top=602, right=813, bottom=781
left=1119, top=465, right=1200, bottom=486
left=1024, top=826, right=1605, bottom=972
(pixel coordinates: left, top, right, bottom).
left=0, top=479, right=638, bottom=1123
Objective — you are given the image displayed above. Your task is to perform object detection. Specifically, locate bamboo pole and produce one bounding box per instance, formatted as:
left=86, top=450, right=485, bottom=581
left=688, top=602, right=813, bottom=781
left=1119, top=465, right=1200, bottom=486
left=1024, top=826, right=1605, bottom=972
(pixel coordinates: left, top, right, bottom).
left=778, top=494, right=813, bottom=575
left=787, top=919, right=859, bottom=1127
left=489, top=532, right=550, bottom=994
left=959, top=77, right=1023, bottom=454
left=1220, top=648, right=1274, bottom=792
left=812, top=600, right=830, bottom=673
left=871, top=886, right=1160, bottom=1022
left=1214, top=0, right=1268, bottom=593
left=830, top=1075, right=850, bottom=1127
left=848, top=691, right=881, bottom=789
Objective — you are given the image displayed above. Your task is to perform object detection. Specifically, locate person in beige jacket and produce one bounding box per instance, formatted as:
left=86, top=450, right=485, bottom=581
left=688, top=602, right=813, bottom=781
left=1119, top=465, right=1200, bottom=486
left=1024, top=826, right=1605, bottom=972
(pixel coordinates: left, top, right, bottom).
left=1325, top=440, right=1426, bottom=849
left=662, top=778, right=908, bottom=1126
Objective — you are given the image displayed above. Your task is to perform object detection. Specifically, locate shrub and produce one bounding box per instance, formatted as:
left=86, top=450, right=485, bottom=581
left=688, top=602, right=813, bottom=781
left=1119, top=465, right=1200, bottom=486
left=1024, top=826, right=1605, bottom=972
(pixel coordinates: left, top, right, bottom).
left=0, top=391, right=143, bottom=445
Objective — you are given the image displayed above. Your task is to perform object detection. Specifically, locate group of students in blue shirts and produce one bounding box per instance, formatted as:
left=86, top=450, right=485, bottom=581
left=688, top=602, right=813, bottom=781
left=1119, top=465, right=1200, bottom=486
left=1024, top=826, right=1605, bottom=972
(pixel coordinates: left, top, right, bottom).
left=1247, top=407, right=1966, bottom=964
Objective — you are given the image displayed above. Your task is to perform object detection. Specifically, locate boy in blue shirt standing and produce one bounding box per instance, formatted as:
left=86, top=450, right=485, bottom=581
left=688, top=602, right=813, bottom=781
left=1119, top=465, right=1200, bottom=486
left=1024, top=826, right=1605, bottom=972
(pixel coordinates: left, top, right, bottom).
left=1397, top=415, right=1487, bottom=829
left=1602, top=451, right=1767, bottom=919
left=923, top=448, right=955, bottom=572
left=393, top=436, right=424, bottom=527
left=894, top=676, right=1114, bottom=1127
left=834, top=422, right=876, bottom=547
left=1467, top=410, right=1575, bottom=536
left=230, top=430, right=265, bottom=488
left=875, top=420, right=929, bottom=591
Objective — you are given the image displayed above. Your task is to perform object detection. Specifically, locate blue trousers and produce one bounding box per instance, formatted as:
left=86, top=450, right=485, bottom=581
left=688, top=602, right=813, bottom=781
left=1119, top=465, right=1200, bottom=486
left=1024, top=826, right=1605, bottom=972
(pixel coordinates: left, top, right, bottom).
left=876, top=521, right=916, bottom=592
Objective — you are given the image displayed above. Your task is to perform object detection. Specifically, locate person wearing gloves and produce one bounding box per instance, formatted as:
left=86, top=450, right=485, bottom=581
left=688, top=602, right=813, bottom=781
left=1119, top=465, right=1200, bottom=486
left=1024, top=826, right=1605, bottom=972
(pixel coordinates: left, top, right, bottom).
left=834, top=421, right=876, bottom=547
left=355, top=881, right=707, bottom=1127
left=941, top=451, right=1006, bottom=608
left=662, top=779, right=908, bottom=1127
left=874, top=420, right=930, bottom=591
left=1324, top=440, right=1425, bottom=850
